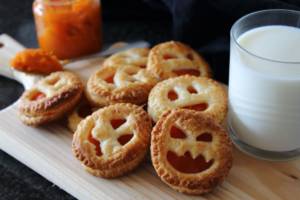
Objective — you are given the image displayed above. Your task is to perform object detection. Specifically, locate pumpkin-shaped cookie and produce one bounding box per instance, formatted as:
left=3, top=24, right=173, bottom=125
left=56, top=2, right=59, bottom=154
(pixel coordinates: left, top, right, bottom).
left=19, top=71, right=83, bottom=126
left=148, top=75, right=227, bottom=122
left=86, top=64, right=158, bottom=107
left=147, top=41, right=211, bottom=80
left=72, top=103, right=152, bottom=178
left=151, top=109, right=233, bottom=194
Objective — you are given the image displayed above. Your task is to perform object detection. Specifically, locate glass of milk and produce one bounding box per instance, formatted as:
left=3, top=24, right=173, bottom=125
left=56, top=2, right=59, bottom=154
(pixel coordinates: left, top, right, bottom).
left=228, top=9, right=300, bottom=161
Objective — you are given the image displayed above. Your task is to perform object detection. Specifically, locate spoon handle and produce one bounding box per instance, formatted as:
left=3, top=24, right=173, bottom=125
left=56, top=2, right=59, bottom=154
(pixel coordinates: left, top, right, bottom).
left=0, top=34, right=24, bottom=80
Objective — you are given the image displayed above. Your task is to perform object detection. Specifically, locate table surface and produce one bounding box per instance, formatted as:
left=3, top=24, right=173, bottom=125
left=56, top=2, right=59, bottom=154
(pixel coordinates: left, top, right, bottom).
left=0, top=1, right=229, bottom=199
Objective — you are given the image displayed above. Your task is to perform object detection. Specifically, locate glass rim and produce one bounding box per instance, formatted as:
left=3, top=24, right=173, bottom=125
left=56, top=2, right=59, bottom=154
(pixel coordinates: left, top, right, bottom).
left=230, top=9, right=300, bottom=64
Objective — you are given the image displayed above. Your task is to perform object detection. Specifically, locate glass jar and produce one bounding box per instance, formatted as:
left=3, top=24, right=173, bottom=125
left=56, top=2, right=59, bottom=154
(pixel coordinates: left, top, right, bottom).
left=228, top=9, right=300, bottom=161
left=33, top=0, right=102, bottom=59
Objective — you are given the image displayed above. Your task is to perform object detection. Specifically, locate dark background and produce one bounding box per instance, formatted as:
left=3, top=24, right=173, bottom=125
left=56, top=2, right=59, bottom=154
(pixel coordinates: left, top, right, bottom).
left=0, top=0, right=299, bottom=199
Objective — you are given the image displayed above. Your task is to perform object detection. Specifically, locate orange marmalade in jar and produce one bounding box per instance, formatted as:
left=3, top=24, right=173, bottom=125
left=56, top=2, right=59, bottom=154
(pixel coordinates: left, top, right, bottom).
left=33, top=0, right=102, bottom=59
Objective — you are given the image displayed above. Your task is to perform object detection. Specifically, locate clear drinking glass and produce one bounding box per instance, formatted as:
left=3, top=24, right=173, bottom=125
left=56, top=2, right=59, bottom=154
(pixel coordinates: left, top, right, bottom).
left=228, top=9, right=300, bottom=161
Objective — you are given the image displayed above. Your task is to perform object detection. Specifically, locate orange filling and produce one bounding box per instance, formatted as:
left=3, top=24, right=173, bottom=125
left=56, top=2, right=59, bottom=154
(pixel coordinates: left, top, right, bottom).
left=163, top=54, right=177, bottom=60
left=110, top=119, right=126, bottom=129
left=47, top=77, right=59, bottom=85
left=33, top=0, right=102, bottom=59
left=167, top=151, right=213, bottom=173
left=183, top=103, right=208, bottom=111
left=170, top=126, right=186, bottom=139
left=105, top=74, right=115, bottom=84
left=196, top=133, right=212, bottom=142
left=167, top=90, right=178, bottom=101
left=10, top=49, right=63, bottom=75
left=117, top=134, right=133, bottom=145
left=31, top=91, right=46, bottom=101
left=187, top=86, right=197, bottom=94
left=88, top=133, right=102, bottom=156
left=78, top=104, right=92, bottom=118
left=173, top=69, right=200, bottom=76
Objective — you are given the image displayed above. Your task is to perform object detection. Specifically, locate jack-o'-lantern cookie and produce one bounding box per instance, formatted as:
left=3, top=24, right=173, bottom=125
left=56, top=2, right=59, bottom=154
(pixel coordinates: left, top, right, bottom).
left=147, top=41, right=211, bottom=80
left=19, top=71, right=83, bottom=126
left=103, top=48, right=149, bottom=68
left=67, top=97, right=96, bottom=133
left=86, top=64, right=158, bottom=107
left=72, top=103, right=152, bottom=178
left=151, top=109, right=233, bottom=195
left=148, top=75, right=227, bottom=122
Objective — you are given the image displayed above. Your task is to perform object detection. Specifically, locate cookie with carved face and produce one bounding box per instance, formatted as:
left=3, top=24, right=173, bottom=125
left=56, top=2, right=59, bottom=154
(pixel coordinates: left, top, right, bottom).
left=148, top=75, right=227, bottom=122
left=18, top=71, right=83, bottom=126
left=72, top=103, right=152, bottom=178
left=147, top=41, right=211, bottom=80
left=86, top=64, right=158, bottom=107
left=151, top=109, right=233, bottom=195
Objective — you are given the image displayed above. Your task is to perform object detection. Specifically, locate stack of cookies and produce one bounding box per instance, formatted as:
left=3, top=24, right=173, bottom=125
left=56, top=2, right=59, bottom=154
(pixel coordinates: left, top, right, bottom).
left=18, top=41, right=232, bottom=195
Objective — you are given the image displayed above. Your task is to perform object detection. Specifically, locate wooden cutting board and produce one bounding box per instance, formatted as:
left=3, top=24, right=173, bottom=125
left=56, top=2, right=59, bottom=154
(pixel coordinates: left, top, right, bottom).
left=0, top=35, right=299, bottom=200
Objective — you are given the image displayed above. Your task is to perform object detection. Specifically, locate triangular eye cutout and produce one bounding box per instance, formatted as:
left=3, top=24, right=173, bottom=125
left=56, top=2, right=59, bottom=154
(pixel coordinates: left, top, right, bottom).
left=110, top=119, right=126, bottom=129
left=196, top=132, right=212, bottom=142
left=118, top=134, right=133, bottom=146
left=187, top=86, right=197, bottom=94
left=168, top=90, right=178, bottom=101
left=105, top=74, right=115, bottom=84
left=47, top=77, right=59, bottom=85
left=170, top=126, right=186, bottom=139
left=30, top=91, right=46, bottom=101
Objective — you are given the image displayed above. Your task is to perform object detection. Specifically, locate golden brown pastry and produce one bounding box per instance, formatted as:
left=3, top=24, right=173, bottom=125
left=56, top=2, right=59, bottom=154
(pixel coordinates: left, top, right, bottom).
left=151, top=109, right=233, bottom=195
left=147, top=41, right=211, bottom=80
left=148, top=75, right=227, bottom=122
left=18, top=71, right=83, bottom=126
left=103, top=48, right=149, bottom=68
left=86, top=64, right=158, bottom=107
left=72, top=103, right=152, bottom=178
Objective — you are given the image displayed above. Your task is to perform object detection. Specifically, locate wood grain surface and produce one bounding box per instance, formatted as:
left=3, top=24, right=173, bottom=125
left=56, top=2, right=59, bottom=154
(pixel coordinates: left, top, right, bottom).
left=0, top=35, right=299, bottom=200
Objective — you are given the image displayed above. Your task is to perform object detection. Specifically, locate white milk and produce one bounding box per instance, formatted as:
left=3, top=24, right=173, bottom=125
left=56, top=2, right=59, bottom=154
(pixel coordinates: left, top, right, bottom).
left=229, top=25, right=300, bottom=152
